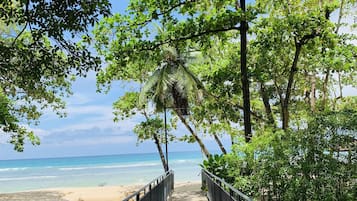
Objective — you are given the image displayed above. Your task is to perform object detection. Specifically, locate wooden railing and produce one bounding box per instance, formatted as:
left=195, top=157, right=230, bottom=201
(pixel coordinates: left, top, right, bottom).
left=122, top=170, right=174, bottom=201
left=202, top=169, right=252, bottom=201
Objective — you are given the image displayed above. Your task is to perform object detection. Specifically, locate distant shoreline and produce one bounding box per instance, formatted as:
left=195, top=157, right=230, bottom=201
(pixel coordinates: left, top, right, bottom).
left=0, top=150, right=207, bottom=161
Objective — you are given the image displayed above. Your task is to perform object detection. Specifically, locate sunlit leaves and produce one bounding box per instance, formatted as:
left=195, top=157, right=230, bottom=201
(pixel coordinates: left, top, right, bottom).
left=133, top=116, right=174, bottom=143
left=113, top=92, right=139, bottom=121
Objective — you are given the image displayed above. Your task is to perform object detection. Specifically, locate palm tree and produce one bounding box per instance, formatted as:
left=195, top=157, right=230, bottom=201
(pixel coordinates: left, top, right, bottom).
left=139, top=46, right=211, bottom=158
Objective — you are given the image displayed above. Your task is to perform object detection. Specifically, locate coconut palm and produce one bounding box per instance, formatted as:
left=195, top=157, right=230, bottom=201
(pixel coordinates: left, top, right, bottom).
left=139, top=46, right=211, bottom=158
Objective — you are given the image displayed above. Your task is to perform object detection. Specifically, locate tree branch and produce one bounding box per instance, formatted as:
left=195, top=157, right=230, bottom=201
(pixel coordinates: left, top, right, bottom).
left=11, top=0, right=29, bottom=47
left=284, top=40, right=301, bottom=105
left=142, top=26, right=240, bottom=51
left=282, top=39, right=302, bottom=129
left=335, top=0, right=345, bottom=34
left=134, top=0, right=198, bottom=27
left=207, top=92, right=265, bottom=121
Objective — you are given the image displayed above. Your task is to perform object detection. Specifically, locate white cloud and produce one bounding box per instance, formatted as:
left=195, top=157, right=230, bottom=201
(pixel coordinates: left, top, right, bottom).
left=66, top=93, right=93, bottom=106
left=49, top=135, right=135, bottom=147
left=37, top=120, right=139, bottom=146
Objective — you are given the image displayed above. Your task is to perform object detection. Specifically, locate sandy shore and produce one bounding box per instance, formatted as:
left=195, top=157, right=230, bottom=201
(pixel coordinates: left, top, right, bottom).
left=0, top=182, right=204, bottom=201
left=0, top=184, right=141, bottom=201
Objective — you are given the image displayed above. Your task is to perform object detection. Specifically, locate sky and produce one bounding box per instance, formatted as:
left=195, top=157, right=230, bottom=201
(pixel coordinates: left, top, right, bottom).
left=0, top=71, right=231, bottom=160
left=0, top=1, right=356, bottom=160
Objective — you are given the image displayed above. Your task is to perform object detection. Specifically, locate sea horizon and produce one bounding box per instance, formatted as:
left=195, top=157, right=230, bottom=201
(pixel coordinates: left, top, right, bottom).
left=0, top=150, right=206, bottom=161
left=0, top=151, right=207, bottom=193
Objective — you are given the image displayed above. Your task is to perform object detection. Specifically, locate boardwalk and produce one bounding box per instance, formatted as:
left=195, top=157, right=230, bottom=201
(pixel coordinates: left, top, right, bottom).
left=172, top=182, right=207, bottom=201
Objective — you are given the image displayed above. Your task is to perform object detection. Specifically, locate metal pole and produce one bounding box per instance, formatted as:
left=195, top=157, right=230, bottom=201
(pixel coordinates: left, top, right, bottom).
left=240, top=0, right=252, bottom=142
left=164, top=105, right=169, bottom=171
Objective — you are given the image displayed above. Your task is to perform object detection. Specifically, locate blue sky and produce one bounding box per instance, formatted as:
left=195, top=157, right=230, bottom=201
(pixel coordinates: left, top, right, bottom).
left=0, top=1, right=356, bottom=160
left=0, top=70, right=232, bottom=160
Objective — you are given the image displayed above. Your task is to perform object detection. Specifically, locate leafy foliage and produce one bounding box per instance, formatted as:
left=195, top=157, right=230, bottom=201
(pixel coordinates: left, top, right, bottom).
left=0, top=0, right=111, bottom=150
left=0, top=91, right=39, bottom=151
left=222, top=104, right=357, bottom=200
left=201, top=154, right=236, bottom=184
left=133, top=117, right=174, bottom=144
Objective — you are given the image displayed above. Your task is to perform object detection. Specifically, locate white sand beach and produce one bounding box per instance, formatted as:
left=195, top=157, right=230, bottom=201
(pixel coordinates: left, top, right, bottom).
left=0, top=182, right=205, bottom=201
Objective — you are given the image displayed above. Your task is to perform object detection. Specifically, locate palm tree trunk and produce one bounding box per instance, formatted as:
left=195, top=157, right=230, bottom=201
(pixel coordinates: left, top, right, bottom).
left=174, top=109, right=211, bottom=158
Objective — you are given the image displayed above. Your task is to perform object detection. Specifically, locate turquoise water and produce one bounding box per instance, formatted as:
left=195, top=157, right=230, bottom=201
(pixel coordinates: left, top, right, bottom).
left=0, top=151, right=204, bottom=193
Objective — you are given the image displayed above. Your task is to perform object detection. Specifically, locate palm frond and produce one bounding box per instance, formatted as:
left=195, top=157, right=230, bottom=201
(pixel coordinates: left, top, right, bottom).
left=138, top=69, right=162, bottom=108
left=179, top=64, right=205, bottom=90
left=175, top=65, right=205, bottom=103
left=140, top=44, right=206, bottom=115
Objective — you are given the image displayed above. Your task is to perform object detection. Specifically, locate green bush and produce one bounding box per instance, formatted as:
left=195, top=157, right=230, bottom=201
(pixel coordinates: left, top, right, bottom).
left=211, top=109, right=356, bottom=200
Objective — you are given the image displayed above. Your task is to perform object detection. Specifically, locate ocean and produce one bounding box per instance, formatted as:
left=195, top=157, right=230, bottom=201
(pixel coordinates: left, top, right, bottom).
left=0, top=151, right=204, bottom=193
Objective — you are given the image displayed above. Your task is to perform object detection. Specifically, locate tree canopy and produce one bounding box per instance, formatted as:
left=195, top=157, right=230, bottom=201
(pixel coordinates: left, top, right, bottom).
left=94, top=0, right=356, bottom=199
left=0, top=0, right=111, bottom=151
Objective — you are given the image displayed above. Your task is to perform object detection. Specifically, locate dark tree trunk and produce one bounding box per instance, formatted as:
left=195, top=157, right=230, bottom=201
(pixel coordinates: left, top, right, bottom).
left=310, top=74, right=316, bottom=112
left=260, top=82, right=275, bottom=126
left=282, top=42, right=302, bottom=130
left=240, top=0, right=252, bottom=142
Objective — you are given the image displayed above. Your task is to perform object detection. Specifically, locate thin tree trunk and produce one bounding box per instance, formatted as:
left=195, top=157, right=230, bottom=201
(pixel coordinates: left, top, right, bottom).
left=310, top=74, right=316, bottom=112
left=337, top=71, right=343, bottom=99
left=207, top=119, right=227, bottom=154
left=260, top=82, right=275, bottom=126
left=153, top=133, right=168, bottom=172
left=164, top=106, right=169, bottom=171
left=322, top=69, right=330, bottom=109
left=213, top=134, right=227, bottom=154
left=231, top=134, right=235, bottom=145
left=282, top=42, right=302, bottom=130
left=239, top=0, right=252, bottom=142
left=143, top=111, right=167, bottom=172
left=175, top=109, right=211, bottom=158
left=335, top=0, right=345, bottom=34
